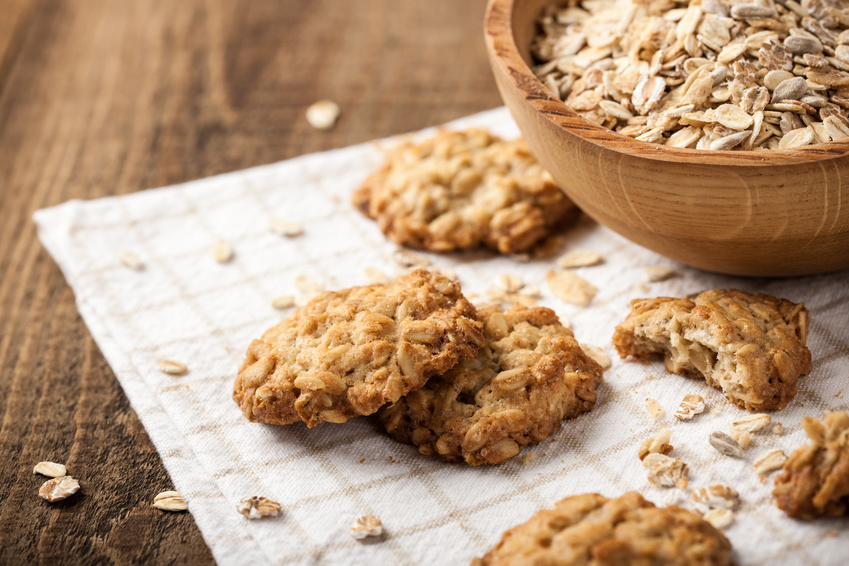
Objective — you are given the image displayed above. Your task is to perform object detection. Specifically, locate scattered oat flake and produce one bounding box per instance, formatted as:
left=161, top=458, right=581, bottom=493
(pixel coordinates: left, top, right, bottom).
left=753, top=449, right=787, bottom=477
left=731, top=413, right=771, bottom=433
left=704, top=508, right=734, bottom=530
left=639, top=427, right=672, bottom=461
left=710, top=431, right=744, bottom=458
left=152, top=490, right=188, bottom=512
left=237, top=496, right=282, bottom=519
left=33, top=462, right=67, bottom=478
left=294, top=274, right=323, bottom=295
left=119, top=251, right=144, bottom=270
left=771, top=423, right=784, bottom=435
left=520, top=451, right=537, bottom=465
left=674, top=394, right=706, bottom=421
left=645, top=398, right=663, bottom=419
left=393, top=249, right=431, bottom=268
left=580, top=344, right=610, bottom=369
left=647, top=455, right=689, bottom=488
left=690, top=485, right=740, bottom=514
left=210, top=240, right=234, bottom=263
left=557, top=249, right=603, bottom=268
left=158, top=359, right=188, bottom=376
left=39, top=476, right=80, bottom=502
left=271, top=295, right=295, bottom=310
left=306, top=100, right=340, bottom=130
left=496, top=273, right=524, bottom=293
left=545, top=269, right=597, bottom=307
left=363, top=267, right=388, bottom=285
left=350, top=515, right=383, bottom=540
left=645, top=266, right=676, bottom=282
left=269, top=218, right=304, bottom=237
left=730, top=427, right=751, bottom=450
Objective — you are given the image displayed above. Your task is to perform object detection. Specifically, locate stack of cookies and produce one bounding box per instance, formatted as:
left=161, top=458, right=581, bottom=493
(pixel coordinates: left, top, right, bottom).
left=234, top=269, right=605, bottom=466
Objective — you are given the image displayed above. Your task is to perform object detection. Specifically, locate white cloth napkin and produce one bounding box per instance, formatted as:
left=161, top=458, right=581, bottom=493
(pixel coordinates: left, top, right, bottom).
left=34, top=107, right=848, bottom=565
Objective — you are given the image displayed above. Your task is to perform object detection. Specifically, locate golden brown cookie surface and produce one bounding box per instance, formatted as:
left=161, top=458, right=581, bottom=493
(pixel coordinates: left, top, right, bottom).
left=234, top=269, right=484, bottom=428
left=380, top=304, right=603, bottom=465
left=473, top=492, right=734, bottom=566
left=612, top=289, right=811, bottom=411
left=353, top=129, right=576, bottom=254
left=773, top=411, right=849, bottom=519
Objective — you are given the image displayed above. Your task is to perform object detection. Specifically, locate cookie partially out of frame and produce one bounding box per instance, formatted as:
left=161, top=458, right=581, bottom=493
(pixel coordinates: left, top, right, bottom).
left=234, top=269, right=484, bottom=428
left=352, top=129, right=577, bottom=254
left=773, top=411, right=849, bottom=519
left=612, top=289, right=811, bottom=411
left=379, top=304, right=603, bottom=465
left=472, top=492, right=734, bottom=566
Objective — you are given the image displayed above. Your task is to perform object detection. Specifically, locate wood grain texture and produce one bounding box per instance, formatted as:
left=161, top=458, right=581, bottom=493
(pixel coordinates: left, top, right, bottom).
left=0, top=0, right=501, bottom=563
left=485, top=0, right=849, bottom=277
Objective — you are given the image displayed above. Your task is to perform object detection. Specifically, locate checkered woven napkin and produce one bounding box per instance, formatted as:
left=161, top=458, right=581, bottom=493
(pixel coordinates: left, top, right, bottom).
left=35, top=107, right=848, bottom=565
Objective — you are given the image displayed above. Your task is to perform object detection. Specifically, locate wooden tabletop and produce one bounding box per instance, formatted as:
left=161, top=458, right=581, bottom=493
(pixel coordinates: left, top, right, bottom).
left=0, top=1, right=501, bottom=562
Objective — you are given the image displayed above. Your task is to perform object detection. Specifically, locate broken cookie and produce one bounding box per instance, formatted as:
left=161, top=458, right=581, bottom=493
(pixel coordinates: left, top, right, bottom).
left=380, top=304, right=603, bottom=465
left=613, top=289, right=811, bottom=411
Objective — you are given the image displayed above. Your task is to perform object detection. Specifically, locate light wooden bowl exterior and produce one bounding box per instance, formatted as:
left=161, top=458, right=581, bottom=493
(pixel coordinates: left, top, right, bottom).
left=485, top=0, right=849, bottom=276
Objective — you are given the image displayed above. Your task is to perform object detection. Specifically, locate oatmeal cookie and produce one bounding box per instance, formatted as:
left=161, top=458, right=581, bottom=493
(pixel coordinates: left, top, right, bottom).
left=613, top=289, right=811, bottom=411
left=234, top=269, right=485, bottom=428
left=773, top=411, right=849, bottom=519
left=472, top=492, right=734, bottom=566
left=352, top=129, right=577, bottom=254
left=379, top=304, right=603, bottom=466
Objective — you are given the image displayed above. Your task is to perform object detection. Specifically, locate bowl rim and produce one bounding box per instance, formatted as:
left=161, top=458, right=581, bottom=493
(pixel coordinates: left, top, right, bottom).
left=484, top=0, right=849, bottom=166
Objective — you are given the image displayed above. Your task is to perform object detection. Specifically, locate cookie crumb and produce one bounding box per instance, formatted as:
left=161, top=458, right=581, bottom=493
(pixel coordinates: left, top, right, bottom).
left=520, top=451, right=537, bottom=465
left=645, top=398, right=663, bottom=420
left=306, top=100, right=340, bottom=130
left=237, top=496, right=282, bottom=519
left=639, top=427, right=672, bottom=461
left=771, top=423, right=784, bottom=435
left=350, top=515, right=383, bottom=540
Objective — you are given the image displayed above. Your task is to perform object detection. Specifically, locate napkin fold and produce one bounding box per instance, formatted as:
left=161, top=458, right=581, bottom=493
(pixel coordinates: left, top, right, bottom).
left=35, top=107, right=848, bottom=565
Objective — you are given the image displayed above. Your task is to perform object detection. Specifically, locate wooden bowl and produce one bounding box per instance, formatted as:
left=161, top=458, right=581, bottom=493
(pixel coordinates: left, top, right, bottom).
left=484, top=0, right=849, bottom=276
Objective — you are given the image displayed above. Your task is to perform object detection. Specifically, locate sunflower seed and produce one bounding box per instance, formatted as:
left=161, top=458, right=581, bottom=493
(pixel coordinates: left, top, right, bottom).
left=710, top=431, right=744, bottom=458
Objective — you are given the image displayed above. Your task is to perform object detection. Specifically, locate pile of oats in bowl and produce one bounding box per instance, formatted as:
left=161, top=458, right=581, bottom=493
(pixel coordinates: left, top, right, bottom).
left=532, top=0, right=849, bottom=150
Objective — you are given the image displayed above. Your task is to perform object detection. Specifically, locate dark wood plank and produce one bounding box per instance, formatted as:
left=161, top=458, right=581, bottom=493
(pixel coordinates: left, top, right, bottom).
left=0, top=0, right=38, bottom=93
left=0, top=0, right=501, bottom=562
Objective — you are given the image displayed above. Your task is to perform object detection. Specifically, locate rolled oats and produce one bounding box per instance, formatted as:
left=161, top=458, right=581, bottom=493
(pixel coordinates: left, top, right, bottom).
left=753, top=449, right=788, bottom=476
left=731, top=413, right=772, bottom=433
left=580, top=343, right=611, bottom=369
left=674, top=394, right=706, bottom=421
left=269, top=218, right=304, bottom=237
left=33, top=461, right=67, bottom=478
left=157, top=359, right=188, bottom=376
left=644, top=266, right=676, bottom=282
left=119, top=251, right=144, bottom=270
left=639, top=427, right=673, bottom=461
left=237, top=496, right=282, bottom=519
left=271, top=295, right=296, bottom=310
left=557, top=249, right=603, bottom=268
left=39, top=476, right=80, bottom=502
left=393, top=249, right=431, bottom=268
left=152, top=490, right=188, bottom=511
left=703, top=508, right=734, bottom=530
left=545, top=269, right=597, bottom=306
left=350, top=515, right=384, bottom=540
left=306, top=100, right=340, bottom=130
left=689, top=485, right=740, bottom=514
left=210, top=240, right=234, bottom=263
left=646, top=454, right=689, bottom=488
left=533, top=1, right=849, bottom=150
left=363, top=267, right=388, bottom=285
